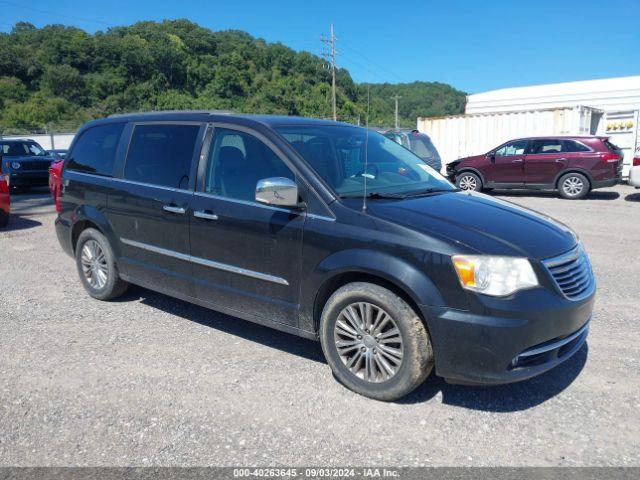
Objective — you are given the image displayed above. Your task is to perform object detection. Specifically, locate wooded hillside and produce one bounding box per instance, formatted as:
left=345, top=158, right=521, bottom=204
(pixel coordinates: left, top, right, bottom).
left=0, top=20, right=466, bottom=132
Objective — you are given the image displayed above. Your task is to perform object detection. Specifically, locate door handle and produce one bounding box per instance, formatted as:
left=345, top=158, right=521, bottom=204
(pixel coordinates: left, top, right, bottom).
left=163, top=205, right=186, bottom=214
left=555, top=158, right=567, bottom=163
left=194, top=210, right=219, bottom=221
left=512, top=158, right=523, bottom=163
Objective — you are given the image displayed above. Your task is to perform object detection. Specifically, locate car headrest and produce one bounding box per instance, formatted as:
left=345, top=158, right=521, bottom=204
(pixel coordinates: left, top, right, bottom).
left=218, top=146, right=247, bottom=171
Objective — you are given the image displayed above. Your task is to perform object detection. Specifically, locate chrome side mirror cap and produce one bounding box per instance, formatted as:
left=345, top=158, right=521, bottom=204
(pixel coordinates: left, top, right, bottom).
left=255, top=177, right=299, bottom=208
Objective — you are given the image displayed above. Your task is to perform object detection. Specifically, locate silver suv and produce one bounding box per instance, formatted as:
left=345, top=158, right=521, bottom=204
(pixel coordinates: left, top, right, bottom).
left=383, top=129, right=442, bottom=173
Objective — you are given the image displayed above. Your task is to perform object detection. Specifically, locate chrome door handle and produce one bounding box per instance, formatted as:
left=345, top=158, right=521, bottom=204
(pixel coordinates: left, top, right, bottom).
left=194, top=210, right=219, bottom=221
left=163, top=205, right=186, bottom=214
left=512, top=159, right=523, bottom=163
left=556, top=158, right=567, bottom=162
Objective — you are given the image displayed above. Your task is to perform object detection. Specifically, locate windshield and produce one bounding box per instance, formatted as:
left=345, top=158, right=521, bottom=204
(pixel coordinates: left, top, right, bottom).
left=411, top=134, right=440, bottom=161
left=0, top=141, right=47, bottom=157
left=275, top=125, right=454, bottom=197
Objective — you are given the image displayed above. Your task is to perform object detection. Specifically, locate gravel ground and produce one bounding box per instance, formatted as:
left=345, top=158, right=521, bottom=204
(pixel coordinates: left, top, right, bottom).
left=0, top=185, right=639, bottom=467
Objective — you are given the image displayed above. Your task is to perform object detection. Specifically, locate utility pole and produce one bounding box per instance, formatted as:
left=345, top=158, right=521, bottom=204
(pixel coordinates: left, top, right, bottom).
left=391, top=94, right=402, bottom=130
left=321, top=23, right=337, bottom=121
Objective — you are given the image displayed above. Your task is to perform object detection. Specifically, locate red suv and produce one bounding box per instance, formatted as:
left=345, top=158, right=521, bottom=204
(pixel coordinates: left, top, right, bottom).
left=447, top=136, right=623, bottom=199
left=0, top=174, right=9, bottom=227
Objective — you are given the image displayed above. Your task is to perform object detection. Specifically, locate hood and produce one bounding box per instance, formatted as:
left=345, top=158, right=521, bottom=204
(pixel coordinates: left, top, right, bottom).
left=4, top=155, right=54, bottom=162
left=458, top=153, right=485, bottom=163
left=353, top=191, right=576, bottom=259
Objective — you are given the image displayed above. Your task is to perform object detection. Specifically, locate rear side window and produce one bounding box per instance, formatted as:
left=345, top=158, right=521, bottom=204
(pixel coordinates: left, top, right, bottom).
left=67, top=123, right=124, bottom=176
left=124, top=124, right=200, bottom=189
left=562, top=140, right=591, bottom=152
left=603, top=139, right=621, bottom=152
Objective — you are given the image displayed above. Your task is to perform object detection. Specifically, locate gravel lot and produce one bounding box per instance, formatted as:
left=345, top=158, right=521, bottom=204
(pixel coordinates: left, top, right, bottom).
left=1, top=185, right=639, bottom=467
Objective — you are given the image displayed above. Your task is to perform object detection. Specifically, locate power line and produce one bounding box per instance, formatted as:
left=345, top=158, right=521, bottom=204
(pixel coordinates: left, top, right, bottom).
left=339, top=40, right=407, bottom=84
left=339, top=52, right=390, bottom=83
left=0, top=0, right=111, bottom=26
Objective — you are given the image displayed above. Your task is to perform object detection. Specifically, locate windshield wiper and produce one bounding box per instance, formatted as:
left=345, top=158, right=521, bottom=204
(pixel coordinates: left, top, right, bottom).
left=404, top=187, right=458, bottom=198
left=339, top=191, right=406, bottom=199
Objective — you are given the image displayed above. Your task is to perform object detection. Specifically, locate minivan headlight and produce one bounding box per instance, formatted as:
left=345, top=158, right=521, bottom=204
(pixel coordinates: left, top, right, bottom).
left=452, top=255, right=538, bottom=296
left=11, top=161, right=21, bottom=169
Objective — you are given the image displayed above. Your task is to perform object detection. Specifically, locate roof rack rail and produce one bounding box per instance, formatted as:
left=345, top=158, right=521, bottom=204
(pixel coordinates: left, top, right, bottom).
left=107, top=109, right=234, bottom=118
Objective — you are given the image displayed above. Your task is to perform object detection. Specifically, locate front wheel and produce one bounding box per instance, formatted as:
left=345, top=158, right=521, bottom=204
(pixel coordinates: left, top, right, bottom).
left=319, top=282, right=434, bottom=401
left=558, top=172, right=590, bottom=199
left=456, top=172, right=482, bottom=192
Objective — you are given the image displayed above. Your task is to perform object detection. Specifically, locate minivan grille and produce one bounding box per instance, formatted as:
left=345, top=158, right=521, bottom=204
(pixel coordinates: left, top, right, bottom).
left=543, top=246, right=594, bottom=300
left=20, top=160, right=51, bottom=171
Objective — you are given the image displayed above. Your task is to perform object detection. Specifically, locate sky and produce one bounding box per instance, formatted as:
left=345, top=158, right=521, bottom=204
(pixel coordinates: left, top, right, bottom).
left=1, top=0, right=639, bottom=93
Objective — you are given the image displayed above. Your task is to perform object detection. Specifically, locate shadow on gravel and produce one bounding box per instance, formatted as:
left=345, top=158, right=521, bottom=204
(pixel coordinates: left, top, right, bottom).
left=1, top=214, right=42, bottom=232
left=113, top=286, right=589, bottom=409
left=625, top=193, right=640, bottom=202
left=489, top=190, right=620, bottom=201
left=119, top=286, right=326, bottom=364
left=397, top=343, right=588, bottom=411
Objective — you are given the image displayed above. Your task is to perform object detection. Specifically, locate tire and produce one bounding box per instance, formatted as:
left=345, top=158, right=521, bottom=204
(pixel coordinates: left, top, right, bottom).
left=319, top=282, right=434, bottom=401
left=0, top=212, right=8, bottom=228
left=75, top=228, right=128, bottom=300
left=558, top=172, right=590, bottom=200
left=456, top=172, right=482, bottom=192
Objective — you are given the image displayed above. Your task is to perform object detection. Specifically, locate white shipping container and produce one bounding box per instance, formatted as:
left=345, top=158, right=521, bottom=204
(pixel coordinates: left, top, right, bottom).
left=417, top=106, right=603, bottom=171
left=0, top=133, right=76, bottom=151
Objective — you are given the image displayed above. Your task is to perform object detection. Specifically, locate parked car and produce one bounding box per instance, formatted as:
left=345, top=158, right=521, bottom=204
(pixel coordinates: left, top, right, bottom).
left=49, top=158, right=64, bottom=212
left=48, top=149, right=68, bottom=159
left=0, top=139, right=56, bottom=190
left=382, top=129, right=442, bottom=172
left=447, top=136, right=623, bottom=199
left=629, top=155, right=640, bottom=188
left=0, top=173, right=9, bottom=227
left=56, top=112, right=594, bottom=401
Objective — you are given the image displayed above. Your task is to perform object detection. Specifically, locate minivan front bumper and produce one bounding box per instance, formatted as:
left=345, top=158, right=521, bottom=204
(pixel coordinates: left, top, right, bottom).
left=421, top=287, right=594, bottom=385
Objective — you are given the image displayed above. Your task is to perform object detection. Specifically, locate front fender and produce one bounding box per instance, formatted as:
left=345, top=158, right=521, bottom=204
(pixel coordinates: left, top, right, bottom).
left=315, top=249, right=444, bottom=307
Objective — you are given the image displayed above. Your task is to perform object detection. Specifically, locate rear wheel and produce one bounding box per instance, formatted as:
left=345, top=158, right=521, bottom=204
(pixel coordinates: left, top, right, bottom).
left=75, top=228, right=128, bottom=300
left=319, top=282, right=434, bottom=401
left=0, top=211, right=8, bottom=227
left=456, top=172, right=482, bottom=192
left=558, top=172, right=590, bottom=199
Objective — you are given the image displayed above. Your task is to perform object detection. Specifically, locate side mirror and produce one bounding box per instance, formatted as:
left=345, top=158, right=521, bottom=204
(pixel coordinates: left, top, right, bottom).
left=256, top=177, right=300, bottom=208
left=487, top=152, right=496, bottom=163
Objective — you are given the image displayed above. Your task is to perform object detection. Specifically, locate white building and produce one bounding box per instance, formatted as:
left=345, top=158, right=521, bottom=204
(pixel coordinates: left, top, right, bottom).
left=418, top=76, right=640, bottom=176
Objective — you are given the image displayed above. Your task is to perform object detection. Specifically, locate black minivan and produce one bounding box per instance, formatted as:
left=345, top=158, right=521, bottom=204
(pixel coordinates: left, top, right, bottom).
left=56, top=111, right=595, bottom=401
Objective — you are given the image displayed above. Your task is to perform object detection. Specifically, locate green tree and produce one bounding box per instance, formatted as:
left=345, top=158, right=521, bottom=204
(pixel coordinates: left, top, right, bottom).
left=0, top=19, right=466, bottom=132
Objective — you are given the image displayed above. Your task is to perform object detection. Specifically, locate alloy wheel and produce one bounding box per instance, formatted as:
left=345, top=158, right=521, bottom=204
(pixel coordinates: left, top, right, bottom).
left=80, top=239, right=108, bottom=289
left=562, top=176, right=584, bottom=197
left=333, top=302, right=404, bottom=383
left=459, top=175, right=477, bottom=191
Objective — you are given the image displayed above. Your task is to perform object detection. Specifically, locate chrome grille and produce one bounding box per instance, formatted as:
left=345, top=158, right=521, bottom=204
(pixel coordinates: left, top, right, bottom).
left=543, top=246, right=594, bottom=300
